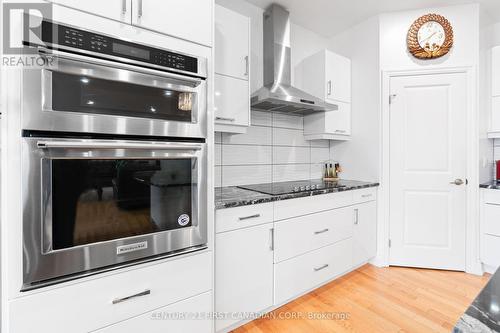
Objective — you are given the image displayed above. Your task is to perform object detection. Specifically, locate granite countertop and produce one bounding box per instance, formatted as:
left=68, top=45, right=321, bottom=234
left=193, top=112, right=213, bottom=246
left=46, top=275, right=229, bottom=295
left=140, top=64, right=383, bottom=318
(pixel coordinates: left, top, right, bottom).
left=215, top=179, right=379, bottom=210
left=481, top=181, right=500, bottom=190
left=454, top=268, right=500, bottom=332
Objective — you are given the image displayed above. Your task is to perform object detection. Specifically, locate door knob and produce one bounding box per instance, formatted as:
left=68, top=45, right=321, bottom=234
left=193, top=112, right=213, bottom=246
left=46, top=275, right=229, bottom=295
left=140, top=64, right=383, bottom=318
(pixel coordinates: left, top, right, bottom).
left=450, top=179, right=464, bottom=186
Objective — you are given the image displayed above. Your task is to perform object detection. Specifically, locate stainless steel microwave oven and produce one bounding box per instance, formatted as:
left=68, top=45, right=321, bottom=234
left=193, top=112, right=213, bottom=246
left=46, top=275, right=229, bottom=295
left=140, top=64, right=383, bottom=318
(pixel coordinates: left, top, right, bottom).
left=22, top=19, right=208, bottom=139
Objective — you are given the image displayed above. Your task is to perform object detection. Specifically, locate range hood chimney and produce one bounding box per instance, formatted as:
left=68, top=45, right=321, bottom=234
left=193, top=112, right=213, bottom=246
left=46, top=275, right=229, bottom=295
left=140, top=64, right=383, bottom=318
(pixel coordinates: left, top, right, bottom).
left=251, top=4, right=338, bottom=115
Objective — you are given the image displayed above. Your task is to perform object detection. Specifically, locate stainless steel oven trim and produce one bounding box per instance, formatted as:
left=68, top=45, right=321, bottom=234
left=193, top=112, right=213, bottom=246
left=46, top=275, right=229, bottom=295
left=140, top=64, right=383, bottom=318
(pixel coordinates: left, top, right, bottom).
left=22, top=137, right=208, bottom=289
left=39, top=48, right=204, bottom=87
left=40, top=54, right=200, bottom=125
left=23, top=61, right=207, bottom=138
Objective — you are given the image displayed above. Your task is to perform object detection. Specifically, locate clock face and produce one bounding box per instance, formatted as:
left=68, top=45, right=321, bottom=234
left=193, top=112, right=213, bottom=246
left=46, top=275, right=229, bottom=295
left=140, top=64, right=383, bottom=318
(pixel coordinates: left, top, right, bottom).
left=417, top=21, right=446, bottom=52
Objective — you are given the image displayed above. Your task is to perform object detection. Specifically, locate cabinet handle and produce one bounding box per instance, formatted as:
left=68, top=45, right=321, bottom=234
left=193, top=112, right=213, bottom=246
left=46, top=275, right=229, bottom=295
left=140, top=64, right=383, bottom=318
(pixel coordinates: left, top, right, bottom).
left=238, top=214, right=260, bottom=221
left=335, top=130, right=347, bottom=133
left=112, top=289, right=150, bottom=304
left=314, top=228, right=329, bottom=235
left=244, top=56, right=249, bottom=76
left=269, top=228, right=275, bottom=251
left=215, top=117, right=235, bottom=122
left=327, top=80, right=332, bottom=96
left=354, top=208, right=359, bottom=225
left=138, top=0, right=143, bottom=18
left=314, top=264, right=329, bottom=272
left=121, top=0, right=127, bottom=14
left=361, top=194, right=372, bottom=198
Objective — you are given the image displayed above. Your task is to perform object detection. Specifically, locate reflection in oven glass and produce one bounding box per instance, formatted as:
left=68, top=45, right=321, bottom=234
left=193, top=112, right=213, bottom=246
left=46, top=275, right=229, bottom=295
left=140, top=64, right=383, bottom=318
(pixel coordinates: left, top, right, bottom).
left=51, top=159, right=193, bottom=250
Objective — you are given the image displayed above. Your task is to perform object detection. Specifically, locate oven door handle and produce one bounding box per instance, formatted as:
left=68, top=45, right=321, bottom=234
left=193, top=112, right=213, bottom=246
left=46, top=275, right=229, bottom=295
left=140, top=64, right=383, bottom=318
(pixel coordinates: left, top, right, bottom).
left=37, top=47, right=203, bottom=88
left=36, top=140, right=203, bottom=151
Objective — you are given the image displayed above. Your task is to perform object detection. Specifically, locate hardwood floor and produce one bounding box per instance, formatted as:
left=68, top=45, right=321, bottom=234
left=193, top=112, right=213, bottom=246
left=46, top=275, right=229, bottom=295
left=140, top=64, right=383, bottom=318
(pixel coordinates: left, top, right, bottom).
left=233, top=264, right=490, bottom=333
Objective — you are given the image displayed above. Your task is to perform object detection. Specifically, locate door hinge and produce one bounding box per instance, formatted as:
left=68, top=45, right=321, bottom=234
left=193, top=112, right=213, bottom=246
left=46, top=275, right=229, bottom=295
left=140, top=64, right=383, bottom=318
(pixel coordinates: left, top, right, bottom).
left=388, top=239, right=392, bottom=248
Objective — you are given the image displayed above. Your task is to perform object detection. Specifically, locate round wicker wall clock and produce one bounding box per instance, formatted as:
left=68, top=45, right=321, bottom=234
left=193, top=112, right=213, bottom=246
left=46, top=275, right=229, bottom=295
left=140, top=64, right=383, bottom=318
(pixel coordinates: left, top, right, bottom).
left=407, top=14, right=454, bottom=59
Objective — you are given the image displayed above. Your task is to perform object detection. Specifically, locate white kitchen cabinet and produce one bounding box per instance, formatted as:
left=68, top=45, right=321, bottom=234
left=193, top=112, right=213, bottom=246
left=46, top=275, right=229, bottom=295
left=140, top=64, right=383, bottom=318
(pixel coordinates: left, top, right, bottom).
left=131, top=0, right=213, bottom=47
left=296, top=50, right=351, bottom=141
left=352, top=200, right=377, bottom=267
left=9, top=252, right=212, bottom=333
left=214, top=4, right=251, bottom=134
left=274, top=207, right=353, bottom=263
left=94, top=292, right=213, bottom=333
left=274, top=238, right=353, bottom=305
left=297, top=50, right=351, bottom=104
left=46, top=0, right=130, bottom=22
left=304, top=101, right=351, bottom=141
left=214, top=74, right=250, bottom=133
left=489, top=47, right=500, bottom=136
left=215, top=5, right=250, bottom=80
left=215, top=222, right=274, bottom=332
left=481, top=189, right=500, bottom=270
left=493, top=46, right=500, bottom=97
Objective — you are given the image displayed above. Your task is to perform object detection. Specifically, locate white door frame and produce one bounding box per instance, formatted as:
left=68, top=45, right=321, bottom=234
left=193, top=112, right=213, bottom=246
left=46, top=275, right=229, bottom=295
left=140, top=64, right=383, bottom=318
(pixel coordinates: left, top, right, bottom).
left=375, top=66, right=482, bottom=275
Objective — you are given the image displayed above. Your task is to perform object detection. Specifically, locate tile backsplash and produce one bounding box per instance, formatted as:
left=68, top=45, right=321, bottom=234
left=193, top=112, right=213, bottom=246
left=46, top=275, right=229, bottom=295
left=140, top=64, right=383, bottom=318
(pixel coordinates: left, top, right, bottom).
left=215, top=111, right=335, bottom=187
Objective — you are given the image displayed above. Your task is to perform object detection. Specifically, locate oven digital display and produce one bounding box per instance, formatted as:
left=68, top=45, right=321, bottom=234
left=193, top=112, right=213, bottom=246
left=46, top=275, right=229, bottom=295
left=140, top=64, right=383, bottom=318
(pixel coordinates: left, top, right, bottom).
left=113, top=42, right=150, bottom=60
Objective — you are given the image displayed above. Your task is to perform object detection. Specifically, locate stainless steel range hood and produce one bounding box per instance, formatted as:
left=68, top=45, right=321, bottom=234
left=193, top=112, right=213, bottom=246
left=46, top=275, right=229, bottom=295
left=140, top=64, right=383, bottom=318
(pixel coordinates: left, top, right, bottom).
left=251, top=4, right=338, bottom=116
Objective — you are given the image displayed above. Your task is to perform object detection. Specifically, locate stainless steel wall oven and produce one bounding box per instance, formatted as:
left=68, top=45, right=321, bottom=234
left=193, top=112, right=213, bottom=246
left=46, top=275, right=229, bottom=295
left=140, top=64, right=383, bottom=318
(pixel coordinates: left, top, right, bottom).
left=21, top=19, right=209, bottom=290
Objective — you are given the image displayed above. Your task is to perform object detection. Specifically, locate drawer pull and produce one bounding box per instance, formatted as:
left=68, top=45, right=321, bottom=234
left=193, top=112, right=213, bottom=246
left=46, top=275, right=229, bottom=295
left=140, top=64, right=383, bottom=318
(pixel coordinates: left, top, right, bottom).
left=239, top=214, right=261, bottom=221
left=314, top=264, right=329, bottom=272
left=269, top=228, right=275, bottom=251
left=216, top=117, right=235, bottom=122
left=361, top=194, right=372, bottom=198
left=314, top=228, right=329, bottom=235
left=112, top=289, right=151, bottom=305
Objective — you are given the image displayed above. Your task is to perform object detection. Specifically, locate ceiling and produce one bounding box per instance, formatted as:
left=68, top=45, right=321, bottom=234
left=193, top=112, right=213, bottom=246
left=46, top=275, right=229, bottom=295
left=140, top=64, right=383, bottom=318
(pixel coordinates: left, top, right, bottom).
left=245, top=0, right=500, bottom=37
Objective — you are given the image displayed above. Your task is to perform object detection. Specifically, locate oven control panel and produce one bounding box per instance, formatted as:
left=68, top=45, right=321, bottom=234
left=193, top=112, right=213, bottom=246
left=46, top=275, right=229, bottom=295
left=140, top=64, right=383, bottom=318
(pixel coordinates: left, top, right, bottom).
left=40, top=21, right=199, bottom=75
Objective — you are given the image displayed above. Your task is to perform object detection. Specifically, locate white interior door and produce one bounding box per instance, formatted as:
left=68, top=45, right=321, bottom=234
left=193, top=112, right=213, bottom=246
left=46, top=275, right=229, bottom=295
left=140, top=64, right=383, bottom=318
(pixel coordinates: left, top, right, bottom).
left=389, top=72, right=467, bottom=271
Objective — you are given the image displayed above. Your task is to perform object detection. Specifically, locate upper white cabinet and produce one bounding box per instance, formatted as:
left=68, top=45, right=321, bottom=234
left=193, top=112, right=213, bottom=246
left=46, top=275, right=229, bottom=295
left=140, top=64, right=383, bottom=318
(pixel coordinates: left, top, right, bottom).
left=304, top=101, right=351, bottom=141
left=296, top=50, right=352, bottom=141
left=46, top=0, right=129, bottom=22
left=214, top=4, right=251, bottom=133
left=352, top=200, right=377, bottom=267
left=131, top=0, right=213, bottom=47
left=493, top=46, right=500, bottom=97
left=46, top=0, right=213, bottom=47
left=297, top=50, right=351, bottom=104
left=490, top=46, right=500, bottom=136
left=215, top=5, right=250, bottom=80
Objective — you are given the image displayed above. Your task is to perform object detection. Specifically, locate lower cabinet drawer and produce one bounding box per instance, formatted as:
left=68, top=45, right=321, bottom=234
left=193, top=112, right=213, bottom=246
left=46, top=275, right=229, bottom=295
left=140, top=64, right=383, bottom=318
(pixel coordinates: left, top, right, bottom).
left=482, top=234, right=500, bottom=268
left=274, top=207, right=353, bottom=263
left=216, top=202, right=273, bottom=233
left=93, top=291, right=213, bottom=333
left=484, top=203, right=500, bottom=236
left=274, top=238, right=353, bottom=305
left=9, top=252, right=212, bottom=333
left=484, top=189, right=500, bottom=205
left=352, top=188, right=377, bottom=204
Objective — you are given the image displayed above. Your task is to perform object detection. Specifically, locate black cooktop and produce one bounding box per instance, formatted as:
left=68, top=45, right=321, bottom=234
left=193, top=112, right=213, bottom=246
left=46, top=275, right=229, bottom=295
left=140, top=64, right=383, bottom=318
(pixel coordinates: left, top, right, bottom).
left=238, top=179, right=346, bottom=196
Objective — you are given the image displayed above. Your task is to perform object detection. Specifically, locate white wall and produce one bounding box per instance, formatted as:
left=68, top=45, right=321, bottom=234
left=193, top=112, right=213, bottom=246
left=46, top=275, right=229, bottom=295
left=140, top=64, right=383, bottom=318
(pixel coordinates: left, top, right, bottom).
left=327, top=16, right=380, bottom=183
left=215, top=113, right=333, bottom=187
left=214, top=0, right=334, bottom=187
left=379, top=4, right=480, bottom=71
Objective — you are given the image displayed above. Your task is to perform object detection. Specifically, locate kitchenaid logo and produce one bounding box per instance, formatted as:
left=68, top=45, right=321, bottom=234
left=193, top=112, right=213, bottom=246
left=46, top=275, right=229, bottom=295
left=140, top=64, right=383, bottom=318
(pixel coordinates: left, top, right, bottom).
left=2, top=2, right=55, bottom=68
left=116, top=242, right=148, bottom=255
